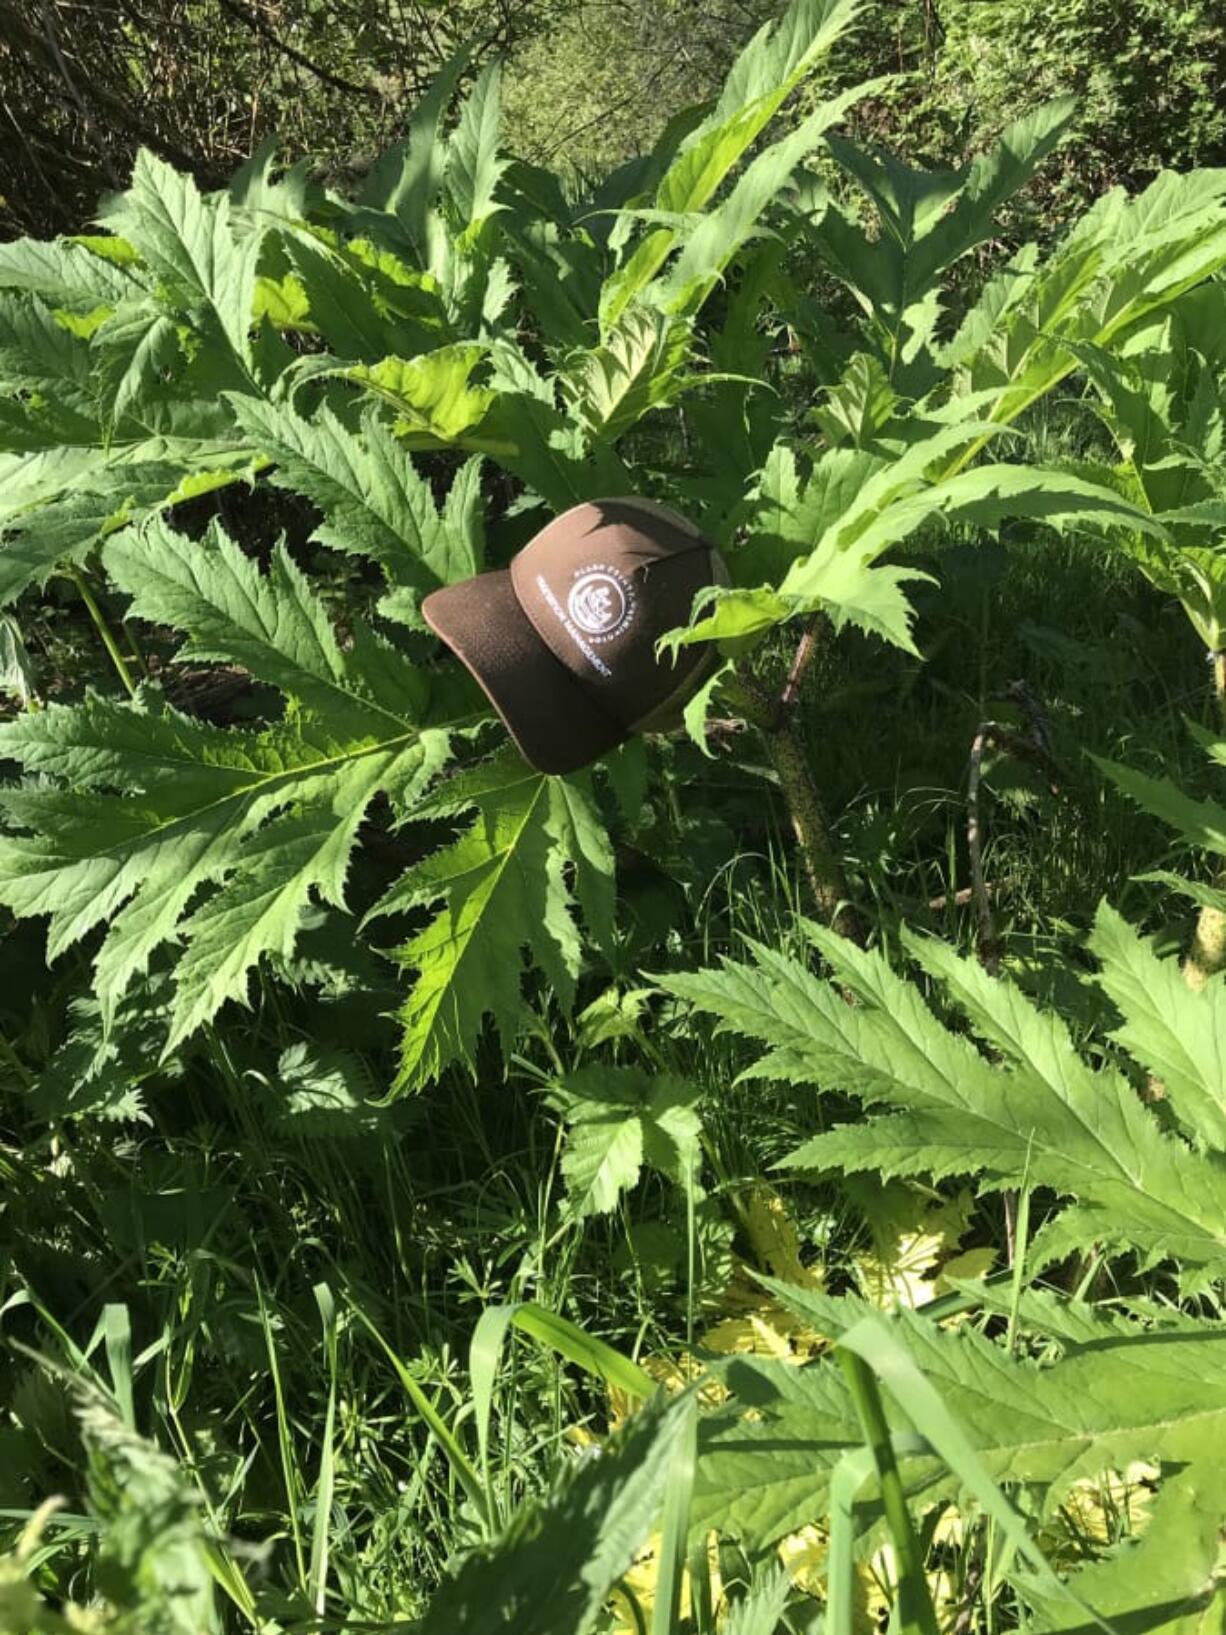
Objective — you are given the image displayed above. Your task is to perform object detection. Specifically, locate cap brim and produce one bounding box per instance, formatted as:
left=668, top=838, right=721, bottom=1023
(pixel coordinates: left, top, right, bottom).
left=422, top=570, right=628, bottom=776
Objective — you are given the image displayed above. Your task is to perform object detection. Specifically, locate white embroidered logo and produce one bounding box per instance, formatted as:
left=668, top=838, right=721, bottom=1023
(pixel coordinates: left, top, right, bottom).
left=567, top=568, right=632, bottom=638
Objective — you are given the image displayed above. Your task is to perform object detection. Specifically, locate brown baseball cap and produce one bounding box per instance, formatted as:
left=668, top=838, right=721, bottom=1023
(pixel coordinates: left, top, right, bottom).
left=421, top=497, right=728, bottom=775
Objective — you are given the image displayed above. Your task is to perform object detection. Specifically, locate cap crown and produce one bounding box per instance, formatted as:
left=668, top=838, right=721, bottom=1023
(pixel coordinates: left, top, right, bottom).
left=510, top=498, right=724, bottom=729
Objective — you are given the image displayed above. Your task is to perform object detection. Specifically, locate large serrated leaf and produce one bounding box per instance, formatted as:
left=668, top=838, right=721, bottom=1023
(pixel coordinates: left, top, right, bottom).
left=600, top=0, right=858, bottom=326
left=697, top=1286, right=1226, bottom=1556
left=656, top=917, right=1226, bottom=1273
left=0, top=519, right=444, bottom=1048
left=98, top=150, right=263, bottom=376
left=672, top=424, right=1160, bottom=654
left=1089, top=900, right=1226, bottom=1150
left=560, top=308, right=694, bottom=443
left=448, top=61, right=509, bottom=238
left=367, top=752, right=614, bottom=1093
left=225, top=395, right=482, bottom=609
left=1022, top=1459, right=1226, bottom=1632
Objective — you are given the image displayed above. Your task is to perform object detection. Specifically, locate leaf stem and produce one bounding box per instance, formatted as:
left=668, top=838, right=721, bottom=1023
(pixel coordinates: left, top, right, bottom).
left=68, top=565, right=137, bottom=698
left=121, top=616, right=151, bottom=679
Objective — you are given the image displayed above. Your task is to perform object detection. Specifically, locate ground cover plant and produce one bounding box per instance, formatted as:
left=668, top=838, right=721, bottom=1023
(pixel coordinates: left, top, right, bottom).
left=1, top=0, right=1225, bottom=1629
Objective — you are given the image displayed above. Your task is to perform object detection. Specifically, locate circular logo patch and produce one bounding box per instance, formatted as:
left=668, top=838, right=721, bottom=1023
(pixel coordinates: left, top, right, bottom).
left=567, top=567, right=634, bottom=639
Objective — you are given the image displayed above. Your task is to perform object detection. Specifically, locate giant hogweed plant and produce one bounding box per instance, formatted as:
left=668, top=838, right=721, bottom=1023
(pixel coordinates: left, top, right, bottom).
left=1041, top=278, right=1226, bottom=983
left=0, top=0, right=1225, bottom=1091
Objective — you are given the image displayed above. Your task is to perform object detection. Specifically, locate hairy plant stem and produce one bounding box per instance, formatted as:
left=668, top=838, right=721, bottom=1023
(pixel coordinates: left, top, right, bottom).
left=1185, top=650, right=1226, bottom=989
left=966, top=688, right=1060, bottom=1265
left=69, top=565, right=137, bottom=698
left=726, top=662, right=864, bottom=942
left=967, top=722, right=1000, bottom=977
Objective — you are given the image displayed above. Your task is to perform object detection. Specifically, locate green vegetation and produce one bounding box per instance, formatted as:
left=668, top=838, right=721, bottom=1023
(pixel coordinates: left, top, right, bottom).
left=2, top=0, right=1226, bottom=1630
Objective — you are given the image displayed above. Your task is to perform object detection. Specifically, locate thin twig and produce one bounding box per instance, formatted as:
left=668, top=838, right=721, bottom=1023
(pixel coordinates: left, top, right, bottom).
left=39, top=0, right=122, bottom=187
left=927, top=884, right=994, bottom=912
left=213, top=0, right=381, bottom=99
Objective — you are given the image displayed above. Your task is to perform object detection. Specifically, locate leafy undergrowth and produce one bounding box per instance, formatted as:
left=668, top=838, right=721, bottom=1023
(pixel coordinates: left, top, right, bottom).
left=3, top=0, right=1226, bottom=1629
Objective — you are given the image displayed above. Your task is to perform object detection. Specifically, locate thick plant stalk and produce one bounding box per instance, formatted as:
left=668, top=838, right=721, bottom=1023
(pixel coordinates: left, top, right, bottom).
left=966, top=690, right=1060, bottom=1267
left=727, top=663, right=864, bottom=943
left=766, top=708, right=862, bottom=939
left=1185, top=650, right=1226, bottom=989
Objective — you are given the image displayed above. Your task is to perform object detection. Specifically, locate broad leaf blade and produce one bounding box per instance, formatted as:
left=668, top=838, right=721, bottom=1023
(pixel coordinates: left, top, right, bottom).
left=420, top=1390, right=691, bottom=1635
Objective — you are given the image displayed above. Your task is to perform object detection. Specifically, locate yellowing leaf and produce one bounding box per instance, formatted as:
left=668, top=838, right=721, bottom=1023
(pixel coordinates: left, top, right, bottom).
left=775, top=1527, right=895, bottom=1632
left=607, top=1353, right=724, bottom=1430
left=776, top=1523, right=828, bottom=1596
left=847, top=1180, right=988, bottom=1310
left=853, top=1227, right=948, bottom=1309
left=1053, top=1461, right=1159, bottom=1550
left=703, top=1296, right=823, bottom=1363
left=935, top=1245, right=997, bottom=1292
left=738, top=1185, right=822, bottom=1285
left=609, top=1531, right=722, bottom=1634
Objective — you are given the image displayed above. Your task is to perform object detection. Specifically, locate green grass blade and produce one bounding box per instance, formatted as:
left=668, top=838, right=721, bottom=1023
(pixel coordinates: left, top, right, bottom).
left=469, top=1299, right=654, bottom=1535
left=350, top=1298, right=491, bottom=1529
left=827, top=1444, right=877, bottom=1635
left=256, top=1278, right=307, bottom=1594
left=102, top=1303, right=135, bottom=1429
left=838, top=1346, right=939, bottom=1635
left=686, top=1531, right=715, bottom=1633
left=201, top=1539, right=262, bottom=1627
left=308, top=1281, right=338, bottom=1619
left=420, top=1390, right=690, bottom=1635
left=510, top=1302, right=655, bottom=1401
left=650, top=1394, right=697, bottom=1635
left=827, top=1435, right=927, bottom=1634
left=1006, top=1184, right=1033, bottom=1356
left=469, top=1303, right=518, bottom=1504
left=838, top=1314, right=1117, bottom=1632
